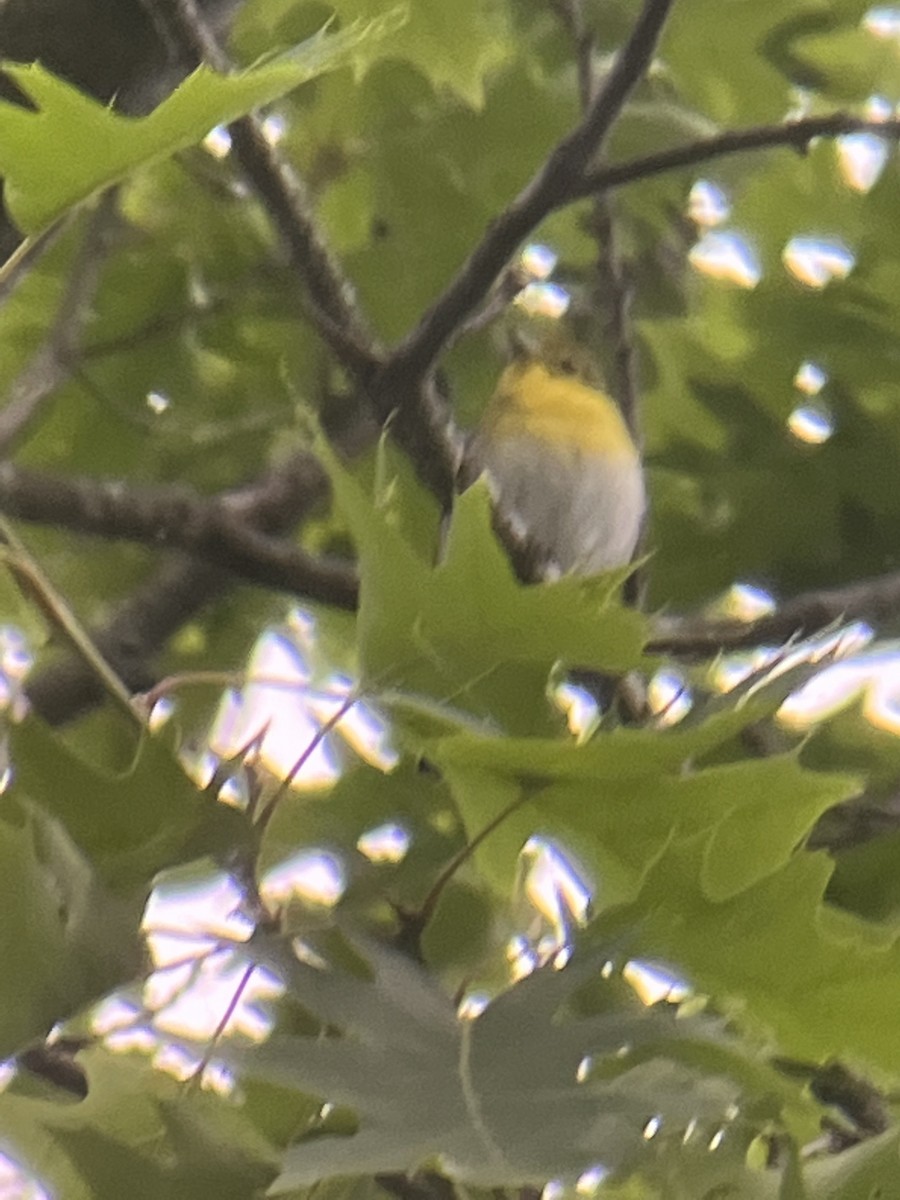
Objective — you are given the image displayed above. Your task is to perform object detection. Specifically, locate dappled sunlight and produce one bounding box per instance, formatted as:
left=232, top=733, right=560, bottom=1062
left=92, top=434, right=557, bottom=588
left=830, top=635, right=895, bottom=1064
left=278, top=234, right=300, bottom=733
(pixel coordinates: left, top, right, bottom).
left=863, top=5, right=900, bottom=42
left=516, top=280, right=571, bottom=318
left=147, top=694, right=176, bottom=731
left=209, top=630, right=338, bottom=788
left=787, top=402, right=834, bottom=444
left=202, top=124, right=232, bottom=158
left=260, top=111, right=287, bottom=146
left=260, top=847, right=346, bottom=907
left=794, top=360, right=828, bottom=395
left=145, top=389, right=170, bottom=414
left=837, top=131, right=890, bottom=193
left=709, top=582, right=776, bottom=622
left=208, top=621, right=395, bottom=791
left=92, top=870, right=284, bottom=1090
left=782, top=236, right=855, bottom=288
left=623, top=960, right=692, bottom=1006
left=520, top=242, right=558, bottom=279
left=779, top=642, right=900, bottom=731
left=0, top=626, right=32, bottom=720
left=357, top=821, right=411, bottom=863
left=515, top=243, right=570, bottom=317
left=689, top=230, right=762, bottom=287
left=836, top=95, right=892, bottom=191
left=102, top=1025, right=158, bottom=1055
left=0, top=1154, right=49, bottom=1200
left=151, top=957, right=279, bottom=1043
left=554, top=679, right=600, bottom=738
left=687, top=179, right=730, bottom=227
left=511, top=835, right=593, bottom=973
left=575, top=1163, right=610, bottom=1193
left=647, top=667, right=692, bottom=726
left=642, top=1116, right=662, bottom=1140
left=789, top=360, right=834, bottom=443
left=712, top=622, right=873, bottom=704
left=91, top=993, right=145, bottom=1037
left=142, top=870, right=253, bottom=965
left=134, top=867, right=282, bottom=1053
left=181, top=745, right=219, bottom=789
left=456, top=991, right=491, bottom=1020
left=710, top=647, right=782, bottom=694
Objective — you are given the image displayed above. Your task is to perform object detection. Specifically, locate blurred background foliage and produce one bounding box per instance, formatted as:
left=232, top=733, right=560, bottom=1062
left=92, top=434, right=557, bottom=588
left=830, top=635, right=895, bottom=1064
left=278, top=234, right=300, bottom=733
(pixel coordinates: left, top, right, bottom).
left=3, top=0, right=900, bottom=1197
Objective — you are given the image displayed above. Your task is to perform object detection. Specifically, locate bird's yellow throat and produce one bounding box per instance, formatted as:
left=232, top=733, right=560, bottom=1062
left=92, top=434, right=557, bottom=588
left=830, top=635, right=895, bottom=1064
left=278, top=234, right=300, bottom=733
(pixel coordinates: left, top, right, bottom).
left=481, top=358, right=638, bottom=462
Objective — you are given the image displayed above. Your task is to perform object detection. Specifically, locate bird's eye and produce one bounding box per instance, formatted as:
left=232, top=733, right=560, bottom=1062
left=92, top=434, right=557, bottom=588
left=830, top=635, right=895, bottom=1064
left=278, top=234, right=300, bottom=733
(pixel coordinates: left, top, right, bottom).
left=558, top=356, right=578, bottom=375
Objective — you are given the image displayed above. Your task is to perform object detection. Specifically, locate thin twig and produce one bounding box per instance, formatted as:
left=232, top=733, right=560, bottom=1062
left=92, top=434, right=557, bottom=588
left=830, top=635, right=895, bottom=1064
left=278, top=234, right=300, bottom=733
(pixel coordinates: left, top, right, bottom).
left=551, top=0, right=646, bottom=615
left=145, top=0, right=379, bottom=373
left=0, top=222, right=70, bottom=307
left=360, top=0, right=675, bottom=514
left=550, top=0, right=594, bottom=111
left=23, top=454, right=333, bottom=725
left=138, top=670, right=351, bottom=710
left=390, top=0, right=675, bottom=383
left=0, top=517, right=143, bottom=726
left=0, top=195, right=121, bottom=453
left=188, top=959, right=256, bottom=1087
left=416, top=788, right=529, bottom=931
left=578, top=114, right=900, bottom=200
left=648, top=569, right=900, bottom=656
left=551, top=0, right=642, bottom=437
left=256, top=689, right=359, bottom=830
left=0, top=458, right=358, bottom=608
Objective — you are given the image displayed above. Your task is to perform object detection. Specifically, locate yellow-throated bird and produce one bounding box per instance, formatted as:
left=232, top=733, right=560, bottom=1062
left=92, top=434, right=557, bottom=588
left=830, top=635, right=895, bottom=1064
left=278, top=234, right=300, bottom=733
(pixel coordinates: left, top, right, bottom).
left=470, top=337, right=645, bottom=578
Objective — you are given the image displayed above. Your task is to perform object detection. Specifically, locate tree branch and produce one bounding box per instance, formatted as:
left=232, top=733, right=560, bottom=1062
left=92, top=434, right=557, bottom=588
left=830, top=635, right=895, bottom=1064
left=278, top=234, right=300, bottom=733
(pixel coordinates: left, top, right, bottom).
left=0, top=457, right=357, bottom=609
left=0, top=195, right=121, bottom=454
left=551, top=0, right=646, bottom=610
left=24, top=555, right=230, bottom=724
left=23, top=453, right=338, bottom=724
left=648, top=570, right=900, bottom=656
left=143, top=0, right=379, bottom=375
left=578, top=114, right=900, bottom=199
left=388, top=0, right=675, bottom=384
left=149, top=0, right=467, bottom=509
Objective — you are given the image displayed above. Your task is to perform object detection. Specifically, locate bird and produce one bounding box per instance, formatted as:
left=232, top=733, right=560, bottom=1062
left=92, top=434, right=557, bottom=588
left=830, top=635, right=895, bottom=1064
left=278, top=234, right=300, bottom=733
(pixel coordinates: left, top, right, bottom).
left=469, top=334, right=645, bottom=580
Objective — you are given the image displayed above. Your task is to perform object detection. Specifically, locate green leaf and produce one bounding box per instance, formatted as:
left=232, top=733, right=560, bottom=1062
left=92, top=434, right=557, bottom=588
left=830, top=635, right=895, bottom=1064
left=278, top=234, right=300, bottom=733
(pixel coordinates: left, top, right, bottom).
left=433, top=729, right=856, bottom=908
left=10, top=716, right=251, bottom=890
left=608, top=836, right=900, bottom=1078
left=803, top=1127, right=900, bottom=1199
left=234, top=931, right=750, bottom=1190
left=237, top=0, right=517, bottom=107
left=0, top=807, right=77, bottom=1053
left=0, top=1047, right=277, bottom=1199
left=0, top=18, right=393, bottom=233
left=257, top=759, right=465, bottom=915
left=323, top=440, right=648, bottom=733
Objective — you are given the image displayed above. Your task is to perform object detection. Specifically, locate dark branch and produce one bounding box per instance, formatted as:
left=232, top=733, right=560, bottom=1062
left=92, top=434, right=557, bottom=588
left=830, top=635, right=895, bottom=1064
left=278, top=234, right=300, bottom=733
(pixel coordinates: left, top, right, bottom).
left=0, top=223, right=67, bottom=305
left=0, top=457, right=357, bottom=609
left=551, top=0, right=646, bottom=609
left=579, top=114, right=900, bottom=199
left=0, top=196, right=120, bottom=453
left=389, top=0, right=675, bottom=383
left=23, top=453, right=336, bottom=724
left=138, top=3, right=469, bottom=508
left=143, top=0, right=379, bottom=374
left=649, top=570, right=900, bottom=656
left=375, top=1174, right=457, bottom=1200
left=24, top=555, right=229, bottom=724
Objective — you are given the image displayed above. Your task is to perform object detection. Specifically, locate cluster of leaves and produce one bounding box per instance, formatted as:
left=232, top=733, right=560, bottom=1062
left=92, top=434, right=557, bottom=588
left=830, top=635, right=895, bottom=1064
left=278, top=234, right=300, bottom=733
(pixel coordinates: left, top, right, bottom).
left=2, top=0, right=900, bottom=1198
